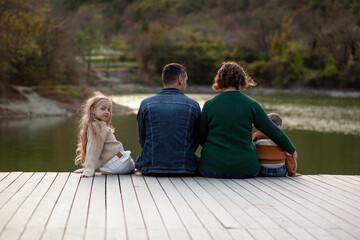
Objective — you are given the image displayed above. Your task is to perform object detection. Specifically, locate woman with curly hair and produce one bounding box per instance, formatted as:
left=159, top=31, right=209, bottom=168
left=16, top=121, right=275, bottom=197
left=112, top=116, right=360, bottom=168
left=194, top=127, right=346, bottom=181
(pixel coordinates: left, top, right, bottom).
left=199, top=62, right=298, bottom=178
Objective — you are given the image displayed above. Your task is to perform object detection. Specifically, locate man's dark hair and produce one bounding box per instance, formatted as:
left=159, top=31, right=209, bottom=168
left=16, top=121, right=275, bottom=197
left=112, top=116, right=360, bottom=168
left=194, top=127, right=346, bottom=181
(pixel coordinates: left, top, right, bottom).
left=268, top=113, right=282, bottom=127
left=162, top=63, right=187, bottom=85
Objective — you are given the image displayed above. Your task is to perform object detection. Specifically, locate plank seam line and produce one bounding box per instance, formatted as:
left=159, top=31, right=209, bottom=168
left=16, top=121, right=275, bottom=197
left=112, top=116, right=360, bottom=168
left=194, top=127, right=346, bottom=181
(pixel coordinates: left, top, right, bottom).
left=0, top=172, right=29, bottom=210
left=142, top=177, right=171, bottom=239
left=330, top=176, right=360, bottom=193
left=130, top=174, right=150, bottom=240
left=0, top=172, right=43, bottom=235
left=18, top=172, right=60, bottom=240
left=155, top=177, right=190, bottom=239
left=61, top=174, right=81, bottom=240
left=181, top=177, right=230, bottom=230
left=197, top=177, right=257, bottom=239
left=117, top=175, right=129, bottom=240
left=274, top=177, right=360, bottom=227
left=168, top=177, right=214, bottom=240
left=84, top=176, right=95, bottom=238
left=219, top=178, right=291, bottom=239
left=288, top=177, right=360, bottom=211
left=307, top=176, right=360, bottom=197
left=242, top=178, right=317, bottom=239
left=260, top=178, right=359, bottom=239
left=286, top=177, right=360, bottom=213
left=39, top=172, right=71, bottom=240
left=0, top=172, right=11, bottom=184
left=104, top=175, right=107, bottom=240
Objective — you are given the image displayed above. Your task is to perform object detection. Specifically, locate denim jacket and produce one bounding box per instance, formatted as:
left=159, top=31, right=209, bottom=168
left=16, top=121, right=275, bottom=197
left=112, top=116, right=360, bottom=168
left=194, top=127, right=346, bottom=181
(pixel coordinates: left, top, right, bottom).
left=135, top=88, right=201, bottom=175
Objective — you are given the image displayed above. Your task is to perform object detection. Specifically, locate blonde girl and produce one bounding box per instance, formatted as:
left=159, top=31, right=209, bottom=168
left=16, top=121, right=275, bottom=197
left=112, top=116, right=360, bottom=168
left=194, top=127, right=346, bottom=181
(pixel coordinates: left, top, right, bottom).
left=74, top=91, right=135, bottom=177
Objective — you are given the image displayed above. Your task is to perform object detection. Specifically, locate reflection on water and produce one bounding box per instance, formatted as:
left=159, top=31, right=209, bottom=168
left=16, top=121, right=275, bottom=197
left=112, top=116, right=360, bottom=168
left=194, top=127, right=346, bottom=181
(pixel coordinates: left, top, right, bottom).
left=257, top=96, right=360, bottom=136
left=1, top=94, right=360, bottom=174
left=111, top=94, right=214, bottom=114
left=1, top=116, right=71, bottom=133
left=112, top=94, right=360, bottom=136
left=0, top=116, right=78, bottom=172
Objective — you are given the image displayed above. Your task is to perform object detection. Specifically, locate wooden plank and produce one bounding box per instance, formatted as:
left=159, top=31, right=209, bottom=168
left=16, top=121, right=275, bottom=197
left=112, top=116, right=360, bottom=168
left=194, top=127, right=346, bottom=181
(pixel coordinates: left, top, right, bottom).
left=0, top=172, right=45, bottom=234
left=326, top=228, right=358, bottom=240
left=333, top=175, right=360, bottom=187
left=193, top=177, right=260, bottom=239
left=157, top=177, right=212, bottom=240
left=275, top=177, right=360, bottom=226
left=169, top=177, right=233, bottom=240
left=0, top=172, right=58, bottom=239
left=41, top=173, right=80, bottom=240
left=255, top=177, right=357, bottom=240
left=243, top=178, right=332, bottom=240
left=119, top=174, right=147, bottom=240
left=200, top=178, right=267, bottom=228
left=0, top=173, right=359, bottom=240
left=85, top=175, right=106, bottom=240
left=62, top=175, right=93, bottom=240
left=264, top=177, right=360, bottom=239
left=0, top=172, right=22, bottom=193
left=224, top=178, right=317, bottom=240
left=345, top=175, right=360, bottom=182
left=285, top=177, right=360, bottom=216
left=306, top=175, right=360, bottom=203
left=311, top=175, right=360, bottom=196
left=242, top=177, right=334, bottom=240
left=105, top=175, right=127, bottom=240
left=0, top=172, right=10, bottom=182
left=143, top=176, right=190, bottom=240
left=131, top=175, right=169, bottom=239
left=0, top=172, right=30, bottom=208
left=293, top=176, right=360, bottom=211
left=182, top=178, right=243, bottom=230
left=331, top=176, right=360, bottom=192
left=253, top=178, right=337, bottom=228
left=20, top=173, right=70, bottom=240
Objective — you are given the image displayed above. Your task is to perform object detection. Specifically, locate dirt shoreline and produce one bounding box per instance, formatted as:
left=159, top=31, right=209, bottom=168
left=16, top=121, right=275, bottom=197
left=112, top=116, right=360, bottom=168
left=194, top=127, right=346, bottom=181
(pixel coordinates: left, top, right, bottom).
left=0, top=85, right=135, bottom=119
left=0, top=85, right=360, bottom=119
left=3, top=68, right=359, bottom=119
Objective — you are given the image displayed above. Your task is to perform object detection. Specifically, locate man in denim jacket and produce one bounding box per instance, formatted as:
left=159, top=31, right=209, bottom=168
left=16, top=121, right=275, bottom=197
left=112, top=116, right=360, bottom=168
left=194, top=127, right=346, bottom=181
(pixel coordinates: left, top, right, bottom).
left=135, top=63, right=201, bottom=175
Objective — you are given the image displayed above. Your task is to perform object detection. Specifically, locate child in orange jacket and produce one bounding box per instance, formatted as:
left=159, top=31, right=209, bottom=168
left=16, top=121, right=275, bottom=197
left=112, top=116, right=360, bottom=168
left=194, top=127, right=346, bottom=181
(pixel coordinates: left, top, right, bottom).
left=253, top=113, right=299, bottom=177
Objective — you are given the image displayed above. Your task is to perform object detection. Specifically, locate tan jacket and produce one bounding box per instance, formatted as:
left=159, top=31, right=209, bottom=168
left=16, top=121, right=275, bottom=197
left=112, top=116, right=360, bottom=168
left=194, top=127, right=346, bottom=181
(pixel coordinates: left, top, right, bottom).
left=83, top=121, right=124, bottom=176
left=253, top=131, right=296, bottom=176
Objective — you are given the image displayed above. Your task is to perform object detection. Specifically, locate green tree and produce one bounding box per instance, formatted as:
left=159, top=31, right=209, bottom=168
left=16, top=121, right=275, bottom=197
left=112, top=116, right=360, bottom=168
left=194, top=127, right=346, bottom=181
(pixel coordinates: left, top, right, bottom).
left=0, top=0, right=80, bottom=86
left=75, top=14, right=105, bottom=81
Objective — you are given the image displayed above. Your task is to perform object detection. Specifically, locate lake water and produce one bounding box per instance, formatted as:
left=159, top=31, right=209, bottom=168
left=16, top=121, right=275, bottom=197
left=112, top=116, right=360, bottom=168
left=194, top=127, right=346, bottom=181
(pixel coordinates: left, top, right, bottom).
left=1, top=93, right=359, bottom=175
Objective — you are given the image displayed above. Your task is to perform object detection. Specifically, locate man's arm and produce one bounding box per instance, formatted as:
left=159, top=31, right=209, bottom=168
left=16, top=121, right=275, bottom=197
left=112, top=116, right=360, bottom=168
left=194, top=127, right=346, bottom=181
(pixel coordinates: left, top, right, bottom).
left=137, top=106, right=146, bottom=148
left=193, top=105, right=201, bottom=150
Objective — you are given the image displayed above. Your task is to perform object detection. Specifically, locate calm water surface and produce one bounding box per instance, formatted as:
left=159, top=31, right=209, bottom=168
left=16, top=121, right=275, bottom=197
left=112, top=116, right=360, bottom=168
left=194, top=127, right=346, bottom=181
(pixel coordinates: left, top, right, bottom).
left=1, top=93, right=359, bottom=174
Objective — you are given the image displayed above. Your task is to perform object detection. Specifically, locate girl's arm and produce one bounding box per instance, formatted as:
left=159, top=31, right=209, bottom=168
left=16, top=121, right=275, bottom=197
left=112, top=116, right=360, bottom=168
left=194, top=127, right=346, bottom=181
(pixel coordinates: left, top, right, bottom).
left=82, top=123, right=108, bottom=177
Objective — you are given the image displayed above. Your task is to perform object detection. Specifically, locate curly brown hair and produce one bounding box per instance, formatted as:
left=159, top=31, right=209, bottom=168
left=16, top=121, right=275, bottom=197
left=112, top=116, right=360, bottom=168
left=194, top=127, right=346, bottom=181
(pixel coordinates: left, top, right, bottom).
left=212, top=62, right=256, bottom=91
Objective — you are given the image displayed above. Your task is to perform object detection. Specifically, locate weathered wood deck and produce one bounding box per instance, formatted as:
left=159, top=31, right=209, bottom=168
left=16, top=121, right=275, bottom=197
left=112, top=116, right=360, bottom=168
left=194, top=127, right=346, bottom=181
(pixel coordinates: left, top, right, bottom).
left=0, top=172, right=359, bottom=240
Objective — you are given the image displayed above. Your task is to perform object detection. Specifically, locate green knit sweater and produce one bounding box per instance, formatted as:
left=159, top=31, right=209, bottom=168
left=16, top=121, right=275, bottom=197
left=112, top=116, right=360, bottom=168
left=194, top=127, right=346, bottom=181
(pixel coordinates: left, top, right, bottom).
left=199, top=91, right=295, bottom=176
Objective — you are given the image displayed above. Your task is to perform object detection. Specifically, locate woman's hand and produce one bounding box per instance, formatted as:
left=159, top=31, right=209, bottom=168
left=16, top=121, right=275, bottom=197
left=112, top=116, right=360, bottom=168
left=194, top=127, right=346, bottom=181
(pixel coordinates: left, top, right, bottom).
left=292, top=151, right=298, bottom=171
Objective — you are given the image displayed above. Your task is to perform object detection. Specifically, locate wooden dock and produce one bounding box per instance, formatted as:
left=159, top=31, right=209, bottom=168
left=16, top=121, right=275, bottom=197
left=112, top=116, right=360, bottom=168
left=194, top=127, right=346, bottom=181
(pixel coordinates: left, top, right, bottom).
left=0, top=172, right=359, bottom=240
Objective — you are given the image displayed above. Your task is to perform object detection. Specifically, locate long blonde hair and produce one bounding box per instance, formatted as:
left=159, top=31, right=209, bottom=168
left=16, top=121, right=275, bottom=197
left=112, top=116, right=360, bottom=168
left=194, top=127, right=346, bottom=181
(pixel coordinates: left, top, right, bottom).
left=75, top=91, right=113, bottom=166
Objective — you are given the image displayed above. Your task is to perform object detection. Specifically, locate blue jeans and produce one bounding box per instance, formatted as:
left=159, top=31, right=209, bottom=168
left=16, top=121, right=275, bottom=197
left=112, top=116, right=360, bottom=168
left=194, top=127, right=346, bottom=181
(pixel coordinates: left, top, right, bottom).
left=199, top=168, right=259, bottom=179
left=259, top=165, right=287, bottom=177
